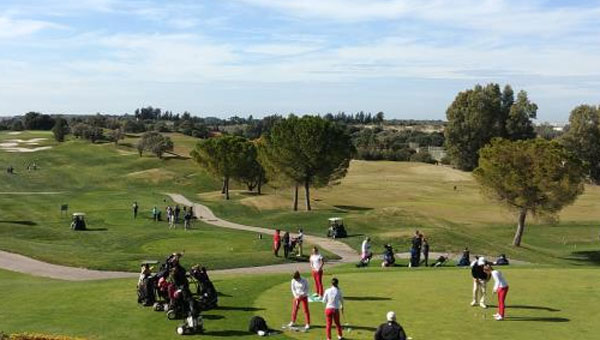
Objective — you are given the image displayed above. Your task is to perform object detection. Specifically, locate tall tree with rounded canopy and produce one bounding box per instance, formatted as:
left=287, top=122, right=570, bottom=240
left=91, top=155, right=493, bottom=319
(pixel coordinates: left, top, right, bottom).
left=260, top=115, right=355, bottom=211
left=445, top=84, right=537, bottom=171
left=191, top=135, right=254, bottom=200
left=560, top=105, right=600, bottom=183
left=474, top=138, right=585, bottom=246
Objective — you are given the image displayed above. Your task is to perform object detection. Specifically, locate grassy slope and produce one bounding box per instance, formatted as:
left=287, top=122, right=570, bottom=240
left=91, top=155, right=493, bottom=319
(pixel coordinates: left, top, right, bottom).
left=201, top=161, right=600, bottom=266
left=1, top=266, right=598, bottom=340
left=0, top=131, right=327, bottom=271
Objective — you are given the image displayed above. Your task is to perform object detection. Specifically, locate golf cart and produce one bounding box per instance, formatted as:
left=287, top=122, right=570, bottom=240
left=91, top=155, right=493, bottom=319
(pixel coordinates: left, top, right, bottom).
left=327, top=217, right=347, bottom=239
left=70, top=213, right=87, bottom=231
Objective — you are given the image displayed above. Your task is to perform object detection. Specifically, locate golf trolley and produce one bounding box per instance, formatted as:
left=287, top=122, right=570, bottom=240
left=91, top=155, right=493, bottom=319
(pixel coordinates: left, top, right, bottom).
left=136, top=254, right=218, bottom=336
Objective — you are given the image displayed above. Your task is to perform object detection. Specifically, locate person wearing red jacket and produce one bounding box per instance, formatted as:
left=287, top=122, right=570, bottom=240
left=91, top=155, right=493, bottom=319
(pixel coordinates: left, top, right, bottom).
left=273, top=229, right=281, bottom=257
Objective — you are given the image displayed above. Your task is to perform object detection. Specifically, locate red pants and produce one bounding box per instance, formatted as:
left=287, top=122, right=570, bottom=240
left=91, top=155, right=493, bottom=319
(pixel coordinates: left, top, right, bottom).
left=312, top=270, right=324, bottom=297
left=291, top=296, right=310, bottom=324
left=325, top=308, right=342, bottom=340
left=497, top=286, right=509, bottom=317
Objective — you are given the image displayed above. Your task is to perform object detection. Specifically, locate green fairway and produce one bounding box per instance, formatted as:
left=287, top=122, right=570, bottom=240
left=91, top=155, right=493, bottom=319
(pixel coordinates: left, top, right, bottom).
left=256, top=267, right=600, bottom=340
left=200, top=161, right=600, bottom=266
left=1, top=267, right=598, bottom=340
left=0, top=131, right=328, bottom=271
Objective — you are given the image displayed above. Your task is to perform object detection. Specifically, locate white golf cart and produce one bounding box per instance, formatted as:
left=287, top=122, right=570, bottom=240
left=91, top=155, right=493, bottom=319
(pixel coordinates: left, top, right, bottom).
left=327, top=217, right=347, bottom=238
left=71, top=212, right=87, bottom=231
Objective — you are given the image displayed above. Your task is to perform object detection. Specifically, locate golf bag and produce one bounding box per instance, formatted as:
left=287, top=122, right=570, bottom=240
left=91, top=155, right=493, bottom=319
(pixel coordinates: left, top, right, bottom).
left=432, top=256, right=448, bottom=267
left=495, top=254, right=509, bottom=266
left=137, top=276, right=157, bottom=306
left=248, top=316, right=269, bottom=334
left=189, top=265, right=218, bottom=311
left=357, top=252, right=373, bottom=267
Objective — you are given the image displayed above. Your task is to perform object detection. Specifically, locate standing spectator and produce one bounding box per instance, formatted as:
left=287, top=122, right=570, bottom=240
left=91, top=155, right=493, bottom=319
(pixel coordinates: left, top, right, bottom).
left=288, top=271, right=311, bottom=330
left=470, top=257, right=489, bottom=308
left=184, top=209, right=192, bottom=230
left=296, top=228, right=304, bottom=257
left=152, top=206, right=158, bottom=222
left=322, top=277, right=344, bottom=340
left=282, top=231, right=291, bottom=258
left=374, top=311, right=407, bottom=340
left=487, top=265, right=509, bottom=321
left=422, top=237, right=430, bottom=267
left=166, top=206, right=174, bottom=229
left=132, top=202, right=139, bottom=219
left=174, top=205, right=181, bottom=223
left=310, top=247, right=324, bottom=298
left=169, top=210, right=176, bottom=229
left=273, top=229, right=281, bottom=257
left=410, top=230, right=422, bottom=267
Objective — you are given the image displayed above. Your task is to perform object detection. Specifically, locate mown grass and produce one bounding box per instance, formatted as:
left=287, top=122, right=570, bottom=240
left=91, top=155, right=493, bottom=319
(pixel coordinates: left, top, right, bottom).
left=200, top=161, right=600, bottom=266
left=1, top=266, right=598, bottom=340
left=0, top=131, right=329, bottom=271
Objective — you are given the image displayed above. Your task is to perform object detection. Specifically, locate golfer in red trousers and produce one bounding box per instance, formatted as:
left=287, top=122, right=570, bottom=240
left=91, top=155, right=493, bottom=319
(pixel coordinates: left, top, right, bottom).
left=288, top=271, right=310, bottom=330
left=309, top=247, right=324, bottom=298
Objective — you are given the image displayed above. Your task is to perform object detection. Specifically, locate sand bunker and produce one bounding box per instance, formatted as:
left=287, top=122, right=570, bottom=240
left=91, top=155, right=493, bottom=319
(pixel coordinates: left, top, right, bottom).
left=0, top=138, right=52, bottom=153
left=7, top=131, right=22, bottom=135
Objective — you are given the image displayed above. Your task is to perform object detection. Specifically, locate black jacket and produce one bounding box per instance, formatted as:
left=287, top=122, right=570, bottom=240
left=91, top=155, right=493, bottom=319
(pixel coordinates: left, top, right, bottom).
left=374, top=321, right=406, bottom=340
left=471, top=264, right=488, bottom=281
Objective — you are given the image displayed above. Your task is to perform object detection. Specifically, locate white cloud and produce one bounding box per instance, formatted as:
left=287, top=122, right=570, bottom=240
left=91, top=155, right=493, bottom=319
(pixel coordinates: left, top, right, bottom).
left=0, top=16, right=63, bottom=39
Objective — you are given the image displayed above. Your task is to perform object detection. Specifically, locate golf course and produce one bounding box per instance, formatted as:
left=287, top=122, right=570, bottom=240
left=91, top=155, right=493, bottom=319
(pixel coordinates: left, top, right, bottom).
left=1, top=131, right=599, bottom=340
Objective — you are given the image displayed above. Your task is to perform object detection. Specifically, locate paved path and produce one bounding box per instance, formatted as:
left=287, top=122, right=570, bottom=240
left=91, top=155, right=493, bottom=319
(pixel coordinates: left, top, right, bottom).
left=167, top=193, right=358, bottom=276
left=0, top=194, right=358, bottom=281
left=0, top=250, right=137, bottom=281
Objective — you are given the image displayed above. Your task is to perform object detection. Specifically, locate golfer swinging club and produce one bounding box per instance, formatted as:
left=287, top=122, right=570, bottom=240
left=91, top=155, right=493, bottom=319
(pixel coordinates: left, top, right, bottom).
left=322, top=277, right=344, bottom=340
left=470, top=256, right=489, bottom=308
left=288, top=271, right=311, bottom=330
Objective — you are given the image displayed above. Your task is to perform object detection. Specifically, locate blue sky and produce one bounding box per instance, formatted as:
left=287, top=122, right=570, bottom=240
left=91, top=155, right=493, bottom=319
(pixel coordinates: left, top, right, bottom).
left=0, top=0, right=599, bottom=121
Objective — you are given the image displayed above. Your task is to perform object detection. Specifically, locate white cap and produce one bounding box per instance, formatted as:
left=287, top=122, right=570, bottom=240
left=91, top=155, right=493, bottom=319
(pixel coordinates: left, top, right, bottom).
left=257, top=330, right=266, bottom=336
left=386, top=311, right=396, bottom=321
left=477, top=257, right=486, bottom=265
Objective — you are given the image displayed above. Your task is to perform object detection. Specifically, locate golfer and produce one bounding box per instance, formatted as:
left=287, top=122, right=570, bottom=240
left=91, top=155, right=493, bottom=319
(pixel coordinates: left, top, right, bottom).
left=374, top=311, right=407, bottom=340
left=288, top=271, right=311, bottom=330
left=470, top=257, right=489, bottom=308
left=310, top=247, right=324, bottom=298
left=487, top=265, right=509, bottom=321
left=322, top=277, right=344, bottom=340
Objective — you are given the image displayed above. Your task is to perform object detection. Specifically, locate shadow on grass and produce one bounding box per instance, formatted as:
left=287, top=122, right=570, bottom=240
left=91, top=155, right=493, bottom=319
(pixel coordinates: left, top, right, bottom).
left=217, top=292, right=232, bottom=297
left=202, top=330, right=251, bottom=336
left=510, top=305, right=561, bottom=312
left=488, top=305, right=561, bottom=312
left=214, top=306, right=265, bottom=312
left=83, top=228, right=108, bottom=232
left=0, top=220, right=37, bottom=226
left=203, top=314, right=225, bottom=320
left=310, top=324, right=378, bottom=332
left=504, top=316, right=569, bottom=322
left=345, top=296, right=391, bottom=301
left=333, top=205, right=374, bottom=211
left=566, top=251, right=600, bottom=265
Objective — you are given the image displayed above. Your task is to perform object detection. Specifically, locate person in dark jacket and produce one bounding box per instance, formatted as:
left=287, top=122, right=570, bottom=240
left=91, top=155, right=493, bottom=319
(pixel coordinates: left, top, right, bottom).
left=374, top=311, right=407, bottom=340
left=282, top=232, right=291, bottom=258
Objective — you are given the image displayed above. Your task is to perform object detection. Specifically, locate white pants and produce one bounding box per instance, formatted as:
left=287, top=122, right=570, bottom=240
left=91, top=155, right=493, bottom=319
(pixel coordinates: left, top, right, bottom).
left=472, top=279, right=487, bottom=304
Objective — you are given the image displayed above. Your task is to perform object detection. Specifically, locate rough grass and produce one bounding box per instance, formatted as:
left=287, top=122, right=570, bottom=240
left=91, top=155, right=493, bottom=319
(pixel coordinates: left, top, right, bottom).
left=201, top=161, right=600, bottom=266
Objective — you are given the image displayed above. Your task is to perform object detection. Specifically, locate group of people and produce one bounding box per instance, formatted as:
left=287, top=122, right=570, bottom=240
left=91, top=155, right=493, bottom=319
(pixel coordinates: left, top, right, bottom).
left=358, top=237, right=396, bottom=268
left=5, top=162, right=38, bottom=174
left=132, top=201, right=194, bottom=230
left=470, top=256, right=510, bottom=321
left=285, top=246, right=408, bottom=340
left=272, top=229, right=304, bottom=258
